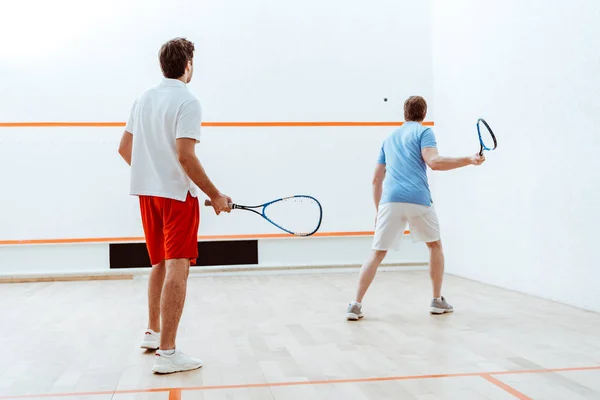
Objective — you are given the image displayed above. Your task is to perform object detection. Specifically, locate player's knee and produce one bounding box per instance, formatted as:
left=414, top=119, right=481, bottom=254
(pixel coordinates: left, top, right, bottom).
left=165, top=258, right=191, bottom=277
left=152, top=260, right=166, bottom=269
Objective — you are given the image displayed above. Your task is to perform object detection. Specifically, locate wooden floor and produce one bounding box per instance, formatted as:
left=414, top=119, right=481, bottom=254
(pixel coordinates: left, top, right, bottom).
left=1, top=270, right=600, bottom=400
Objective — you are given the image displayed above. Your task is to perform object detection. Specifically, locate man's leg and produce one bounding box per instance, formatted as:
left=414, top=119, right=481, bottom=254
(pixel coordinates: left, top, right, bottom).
left=147, top=261, right=166, bottom=333
left=151, top=193, right=202, bottom=374
left=159, top=258, right=190, bottom=350
left=355, top=250, right=388, bottom=303
left=139, top=196, right=165, bottom=350
left=346, top=250, right=388, bottom=320
left=140, top=261, right=165, bottom=349
left=408, top=205, right=452, bottom=314
left=347, top=203, right=403, bottom=321
left=426, top=239, right=453, bottom=314
left=426, top=240, right=444, bottom=298
left=152, top=257, right=202, bottom=374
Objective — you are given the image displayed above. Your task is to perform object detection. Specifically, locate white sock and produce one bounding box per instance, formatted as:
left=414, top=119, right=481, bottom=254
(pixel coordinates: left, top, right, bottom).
left=146, top=329, right=159, bottom=335
left=351, top=301, right=362, bottom=307
left=160, top=349, right=175, bottom=356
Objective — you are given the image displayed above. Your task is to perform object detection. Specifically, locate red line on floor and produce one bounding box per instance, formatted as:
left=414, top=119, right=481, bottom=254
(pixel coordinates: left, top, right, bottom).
left=1, top=365, right=598, bottom=399
left=0, top=230, right=390, bottom=245
left=0, top=121, right=434, bottom=128
left=481, top=374, right=532, bottom=400
left=492, top=365, right=600, bottom=375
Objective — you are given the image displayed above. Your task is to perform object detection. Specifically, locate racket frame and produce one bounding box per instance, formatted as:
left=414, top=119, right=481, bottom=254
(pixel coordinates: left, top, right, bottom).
left=205, top=195, right=323, bottom=237
left=477, top=118, right=497, bottom=156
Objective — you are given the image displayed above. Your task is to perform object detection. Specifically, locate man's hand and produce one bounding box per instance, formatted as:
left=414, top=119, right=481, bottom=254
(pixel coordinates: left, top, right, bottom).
left=469, top=153, right=486, bottom=165
left=210, top=193, right=232, bottom=215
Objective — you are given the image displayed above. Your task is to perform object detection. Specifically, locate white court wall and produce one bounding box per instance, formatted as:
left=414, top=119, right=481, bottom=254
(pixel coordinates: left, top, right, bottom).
left=0, top=0, right=433, bottom=272
left=431, top=0, right=600, bottom=311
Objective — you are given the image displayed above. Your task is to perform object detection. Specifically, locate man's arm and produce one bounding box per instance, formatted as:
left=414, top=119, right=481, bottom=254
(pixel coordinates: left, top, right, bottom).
left=373, top=163, right=386, bottom=209
left=422, top=147, right=484, bottom=171
left=119, top=99, right=137, bottom=165
left=176, top=138, right=231, bottom=213
left=176, top=138, right=219, bottom=198
left=175, top=99, right=230, bottom=214
left=118, top=131, right=133, bottom=165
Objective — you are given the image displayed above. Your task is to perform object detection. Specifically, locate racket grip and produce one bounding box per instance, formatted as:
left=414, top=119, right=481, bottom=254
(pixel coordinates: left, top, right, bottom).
left=204, top=199, right=234, bottom=208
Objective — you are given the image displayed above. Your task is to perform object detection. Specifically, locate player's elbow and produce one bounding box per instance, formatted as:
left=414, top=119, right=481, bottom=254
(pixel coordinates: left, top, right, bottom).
left=372, top=172, right=385, bottom=185
left=428, top=161, right=440, bottom=171
left=372, top=165, right=386, bottom=185
left=177, top=151, right=195, bottom=169
left=117, top=144, right=127, bottom=158
left=118, top=132, right=133, bottom=160
left=117, top=144, right=130, bottom=161
left=177, top=152, right=189, bottom=166
left=176, top=138, right=199, bottom=169
left=427, top=157, right=441, bottom=171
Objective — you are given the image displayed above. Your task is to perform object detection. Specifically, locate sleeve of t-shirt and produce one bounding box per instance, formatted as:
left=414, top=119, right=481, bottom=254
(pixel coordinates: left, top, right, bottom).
left=124, top=100, right=137, bottom=134
left=420, top=128, right=437, bottom=149
left=176, top=99, right=202, bottom=141
left=377, top=145, right=386, bottom=164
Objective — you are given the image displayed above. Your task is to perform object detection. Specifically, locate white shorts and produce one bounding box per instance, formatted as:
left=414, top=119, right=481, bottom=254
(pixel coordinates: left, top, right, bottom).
left=372, top=202, right=441, bottom=251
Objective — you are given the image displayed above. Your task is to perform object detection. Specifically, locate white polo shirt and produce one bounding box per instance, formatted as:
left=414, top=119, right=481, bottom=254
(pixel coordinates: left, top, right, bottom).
left=125, top=78, right=202, bottom=202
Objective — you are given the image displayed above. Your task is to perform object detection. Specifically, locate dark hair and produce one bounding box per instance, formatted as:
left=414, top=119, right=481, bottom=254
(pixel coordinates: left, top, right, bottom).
left=159, top=38, right=195, bottom=79
left=404, top=96, right=427, bottom=122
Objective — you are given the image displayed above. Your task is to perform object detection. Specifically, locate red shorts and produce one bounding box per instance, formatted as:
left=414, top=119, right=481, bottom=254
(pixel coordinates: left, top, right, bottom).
left=139, top=192, right=200, bottom=266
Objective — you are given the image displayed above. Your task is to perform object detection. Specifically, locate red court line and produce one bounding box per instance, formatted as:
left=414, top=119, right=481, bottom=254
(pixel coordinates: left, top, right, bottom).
left=0, top=122, right=125, bottom=128
left=1, top=365, right=599, bottom=399
left=0, top=230, right=400, bottom=246
left=491, top=365, right=600, bottom=375
left=0, top=121, right=434, bottom=128
left=168, top=389, right=181, bottom=400
left=481, top=374, right=532, bottom=400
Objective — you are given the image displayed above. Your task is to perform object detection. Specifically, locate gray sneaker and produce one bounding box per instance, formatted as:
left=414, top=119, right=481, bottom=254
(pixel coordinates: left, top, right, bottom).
left=430, top=296, right=454, bottom=314
left=346, top=302, right=364, bottom=321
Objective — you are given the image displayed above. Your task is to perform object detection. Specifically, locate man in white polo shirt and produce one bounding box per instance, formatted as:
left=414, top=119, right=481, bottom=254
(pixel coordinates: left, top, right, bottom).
left=118, top=37, right=231, bottom=374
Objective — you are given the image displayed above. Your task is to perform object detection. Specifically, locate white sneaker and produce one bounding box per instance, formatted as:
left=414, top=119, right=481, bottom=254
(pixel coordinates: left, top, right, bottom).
left=152, top=349, right=203, bottom=374
left=346, top=302, right=364, bottom=321
left=430, top=296, right=454, bottom=314
left=140, top=329, right=160, bottom=350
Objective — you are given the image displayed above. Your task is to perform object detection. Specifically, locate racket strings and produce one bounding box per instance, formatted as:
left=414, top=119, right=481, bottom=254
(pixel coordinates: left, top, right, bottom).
left=478, top=120, right=496, bottom=152
left=263, top=196, right=322, bottom=236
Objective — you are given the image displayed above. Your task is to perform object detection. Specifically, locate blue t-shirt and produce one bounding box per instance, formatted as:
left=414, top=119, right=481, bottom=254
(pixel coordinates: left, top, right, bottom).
left=377, top=121, right=437, bottom=206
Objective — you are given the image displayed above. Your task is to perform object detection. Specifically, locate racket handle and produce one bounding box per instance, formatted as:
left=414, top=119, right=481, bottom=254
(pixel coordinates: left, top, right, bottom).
left=204, top=199, right=234, bottom=208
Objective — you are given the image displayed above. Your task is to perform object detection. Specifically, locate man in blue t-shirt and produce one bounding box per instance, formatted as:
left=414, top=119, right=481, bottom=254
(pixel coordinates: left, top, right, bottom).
left=346, top=96, right=485, bottom=320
